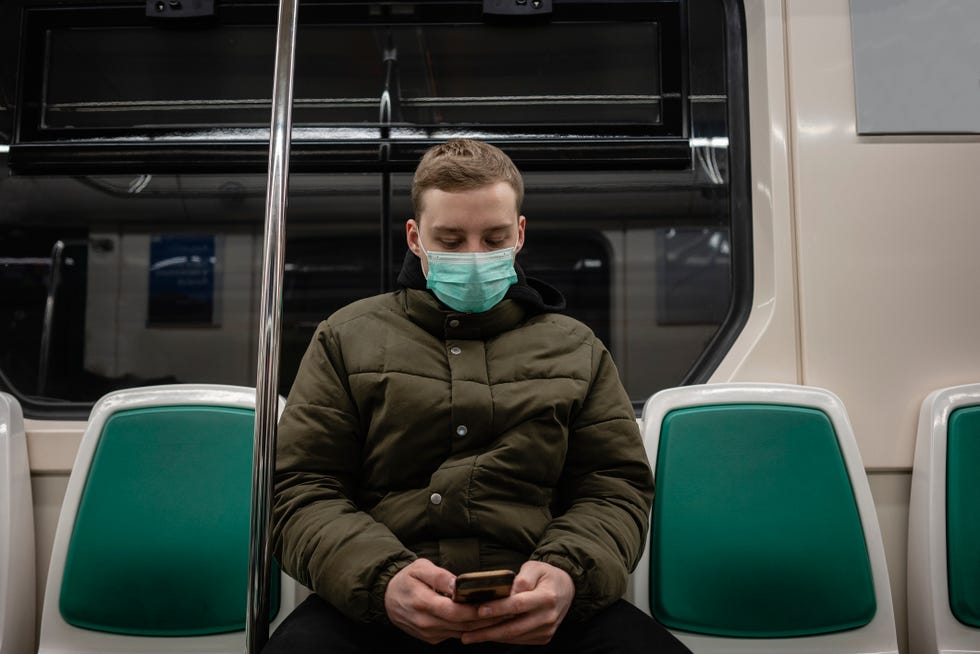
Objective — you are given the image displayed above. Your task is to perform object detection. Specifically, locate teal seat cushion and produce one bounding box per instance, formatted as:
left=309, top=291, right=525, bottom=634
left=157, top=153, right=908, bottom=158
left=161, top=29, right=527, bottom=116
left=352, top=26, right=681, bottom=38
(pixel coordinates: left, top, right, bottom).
left=650, top=404, right=876, bottom=638
left=60, top=405, right=281, bottom=636
left=947, top=406, right=980, bottom=628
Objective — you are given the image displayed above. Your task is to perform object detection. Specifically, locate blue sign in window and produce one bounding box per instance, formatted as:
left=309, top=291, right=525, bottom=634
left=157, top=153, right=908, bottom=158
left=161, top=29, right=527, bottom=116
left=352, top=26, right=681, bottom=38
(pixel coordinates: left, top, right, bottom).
left=148, top=235, right=216, bottom=326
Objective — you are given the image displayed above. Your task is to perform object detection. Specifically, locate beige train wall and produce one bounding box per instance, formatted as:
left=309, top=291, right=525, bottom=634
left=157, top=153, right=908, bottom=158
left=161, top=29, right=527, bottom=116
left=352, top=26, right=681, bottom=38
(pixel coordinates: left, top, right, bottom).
left=23, top=1, right=980, bottom=653
left=715, top=1, right=980, bottom=653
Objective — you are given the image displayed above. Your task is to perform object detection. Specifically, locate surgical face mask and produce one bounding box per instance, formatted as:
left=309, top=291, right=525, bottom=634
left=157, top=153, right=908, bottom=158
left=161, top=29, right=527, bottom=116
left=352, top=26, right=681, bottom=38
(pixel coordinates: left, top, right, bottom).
left=417, top=234, right=518, bottom=313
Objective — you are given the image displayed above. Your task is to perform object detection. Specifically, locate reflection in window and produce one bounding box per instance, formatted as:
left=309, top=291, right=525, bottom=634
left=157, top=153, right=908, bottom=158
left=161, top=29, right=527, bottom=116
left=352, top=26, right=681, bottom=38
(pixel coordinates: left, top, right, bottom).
left=0, top=0, right=742, bottom=414
left=38, top=22, right=668, bottom=135
left=657, top=227, right=731, bottom=326
left=0, top=165, right=733, bottom=404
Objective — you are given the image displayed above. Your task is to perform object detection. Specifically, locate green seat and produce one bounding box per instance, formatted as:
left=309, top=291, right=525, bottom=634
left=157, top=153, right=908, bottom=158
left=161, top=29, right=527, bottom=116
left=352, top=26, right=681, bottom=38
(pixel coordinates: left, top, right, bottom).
left=630, top=385, right=896, bottom=652
left=947, top=406, right=980, bottom=628
left=59, top=404, right=281, bottom=636
left=651, top=403, right=876, bottom=637
left=908, top=384, right=980, bottom=654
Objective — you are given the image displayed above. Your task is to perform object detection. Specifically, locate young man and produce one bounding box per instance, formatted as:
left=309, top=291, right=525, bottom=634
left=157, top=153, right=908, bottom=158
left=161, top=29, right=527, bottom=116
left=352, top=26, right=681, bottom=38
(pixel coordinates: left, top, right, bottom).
left=265, top=139, right=690, bottom=653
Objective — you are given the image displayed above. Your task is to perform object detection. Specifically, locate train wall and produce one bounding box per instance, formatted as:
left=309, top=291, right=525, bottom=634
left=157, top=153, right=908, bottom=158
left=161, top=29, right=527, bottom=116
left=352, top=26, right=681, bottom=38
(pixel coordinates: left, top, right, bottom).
left=715, top=2, right=980, bottom=652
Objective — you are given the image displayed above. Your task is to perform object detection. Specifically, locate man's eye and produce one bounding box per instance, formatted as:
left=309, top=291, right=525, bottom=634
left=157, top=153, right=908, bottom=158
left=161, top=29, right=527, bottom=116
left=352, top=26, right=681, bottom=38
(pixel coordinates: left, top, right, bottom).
left=440, top=241, right=461, bottom=248
left=485, top=239, right=505, bottom=247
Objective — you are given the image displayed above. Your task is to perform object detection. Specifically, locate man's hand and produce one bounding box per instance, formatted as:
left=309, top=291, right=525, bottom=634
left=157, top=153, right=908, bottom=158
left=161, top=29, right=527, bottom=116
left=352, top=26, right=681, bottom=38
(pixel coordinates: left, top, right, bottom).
left=384, top=559, right=503, bottom=644
left=460, top=560, right=575, bottom=645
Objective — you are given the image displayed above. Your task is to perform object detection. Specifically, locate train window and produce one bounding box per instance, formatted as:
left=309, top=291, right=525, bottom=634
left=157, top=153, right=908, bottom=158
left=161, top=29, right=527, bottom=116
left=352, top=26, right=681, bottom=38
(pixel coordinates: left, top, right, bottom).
left=0, top=0, right=749, bottom=417
left=11, top=1, right=684, bottom=172
left=36, top=23, right=667, bottom=131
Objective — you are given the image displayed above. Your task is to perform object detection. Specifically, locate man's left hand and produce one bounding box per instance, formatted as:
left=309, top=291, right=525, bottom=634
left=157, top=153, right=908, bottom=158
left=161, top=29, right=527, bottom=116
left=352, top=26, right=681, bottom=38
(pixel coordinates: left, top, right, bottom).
left=459, top=560, right=575, bottom=645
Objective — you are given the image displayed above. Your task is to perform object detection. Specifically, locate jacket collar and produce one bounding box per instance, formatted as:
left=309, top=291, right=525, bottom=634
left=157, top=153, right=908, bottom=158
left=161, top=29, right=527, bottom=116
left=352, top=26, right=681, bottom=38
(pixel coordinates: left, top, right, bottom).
left=401, top=289, right=527, bottom=340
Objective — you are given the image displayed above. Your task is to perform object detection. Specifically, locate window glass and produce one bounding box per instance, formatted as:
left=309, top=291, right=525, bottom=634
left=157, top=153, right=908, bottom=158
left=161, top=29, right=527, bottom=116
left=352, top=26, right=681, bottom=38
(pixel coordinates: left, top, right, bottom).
left=391, top=24, right=662, bottom=127
left=0, top=0, right=743, bottom=416
left=36, top=21, right=666, bottom=134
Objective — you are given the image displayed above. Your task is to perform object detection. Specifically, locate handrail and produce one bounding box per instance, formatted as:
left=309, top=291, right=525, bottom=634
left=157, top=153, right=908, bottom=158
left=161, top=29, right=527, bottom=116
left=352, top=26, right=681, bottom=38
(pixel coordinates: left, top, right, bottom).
left=37, top=240, right=65, bottom=396
left=379, top=32, right=398, bottom=291
left=246, top=0, right=299, bottom=649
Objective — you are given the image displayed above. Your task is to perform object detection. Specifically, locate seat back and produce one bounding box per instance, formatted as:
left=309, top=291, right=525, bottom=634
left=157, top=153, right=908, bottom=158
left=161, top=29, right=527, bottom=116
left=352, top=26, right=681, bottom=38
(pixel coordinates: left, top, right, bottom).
left=39, top=384, right=302, bottom=654
left=629, top=383, right=897, bottom=654
left=908, top=383, right=980, bottom=654
left=0, top=393, right=35, bottom=654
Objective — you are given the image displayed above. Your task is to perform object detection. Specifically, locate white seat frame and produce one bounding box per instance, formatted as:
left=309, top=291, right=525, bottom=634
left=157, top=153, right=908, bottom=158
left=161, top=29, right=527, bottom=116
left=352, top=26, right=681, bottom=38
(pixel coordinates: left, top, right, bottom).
left=1, top=393, right=36, bottom=654
left=38, top=384, right=305, bottom=654
left=908, top=383, right=980, bottom=654
left=627, top=383, right=898, bottom=654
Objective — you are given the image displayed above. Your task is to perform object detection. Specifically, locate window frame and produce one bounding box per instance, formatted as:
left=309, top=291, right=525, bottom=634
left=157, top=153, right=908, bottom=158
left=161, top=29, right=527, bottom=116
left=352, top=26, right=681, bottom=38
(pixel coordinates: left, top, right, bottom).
left=11, top=0, right=689, bottom=174
left=0, top=0, right=752, bottom=419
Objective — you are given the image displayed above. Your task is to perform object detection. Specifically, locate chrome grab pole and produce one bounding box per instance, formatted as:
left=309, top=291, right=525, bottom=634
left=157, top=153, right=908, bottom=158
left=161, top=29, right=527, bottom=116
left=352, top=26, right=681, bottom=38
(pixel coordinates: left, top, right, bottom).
left=37, top=240, right=65, bottom=396
left=247, top=0, right=299, bottom=650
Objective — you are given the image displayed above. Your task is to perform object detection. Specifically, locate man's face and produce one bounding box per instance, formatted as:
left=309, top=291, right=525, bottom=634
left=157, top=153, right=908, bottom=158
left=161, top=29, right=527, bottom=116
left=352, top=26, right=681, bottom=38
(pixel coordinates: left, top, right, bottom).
left=406, top=181, right=526, bottom=276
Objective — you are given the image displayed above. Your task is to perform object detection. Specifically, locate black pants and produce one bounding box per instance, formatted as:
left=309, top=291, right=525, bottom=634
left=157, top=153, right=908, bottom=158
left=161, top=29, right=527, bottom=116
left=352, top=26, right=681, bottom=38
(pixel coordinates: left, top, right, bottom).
left=263, top=594, right=692, bottom=654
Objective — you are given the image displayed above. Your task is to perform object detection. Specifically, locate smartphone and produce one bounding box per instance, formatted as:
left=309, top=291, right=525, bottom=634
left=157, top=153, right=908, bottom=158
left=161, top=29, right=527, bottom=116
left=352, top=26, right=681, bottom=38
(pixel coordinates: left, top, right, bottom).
left=452, top=569, right=515, bottom=603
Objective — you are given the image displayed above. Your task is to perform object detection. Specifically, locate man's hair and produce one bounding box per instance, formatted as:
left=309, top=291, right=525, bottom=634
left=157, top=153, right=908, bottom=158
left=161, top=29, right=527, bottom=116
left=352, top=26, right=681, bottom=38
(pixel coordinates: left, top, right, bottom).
left=411, top=139, right=524, bottom=218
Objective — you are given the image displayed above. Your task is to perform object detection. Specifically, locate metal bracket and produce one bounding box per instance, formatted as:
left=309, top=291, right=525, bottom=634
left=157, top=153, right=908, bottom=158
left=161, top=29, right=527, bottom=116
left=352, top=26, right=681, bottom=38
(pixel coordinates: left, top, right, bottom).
left=483, top=0, right=553, bottom=18
left=146, top=0, right=215, bottom=20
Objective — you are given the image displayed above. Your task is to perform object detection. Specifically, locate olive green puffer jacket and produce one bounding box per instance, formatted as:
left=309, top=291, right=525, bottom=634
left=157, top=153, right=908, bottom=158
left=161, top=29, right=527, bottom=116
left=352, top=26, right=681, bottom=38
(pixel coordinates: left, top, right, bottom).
left=273, top=264, right=653, bottom=625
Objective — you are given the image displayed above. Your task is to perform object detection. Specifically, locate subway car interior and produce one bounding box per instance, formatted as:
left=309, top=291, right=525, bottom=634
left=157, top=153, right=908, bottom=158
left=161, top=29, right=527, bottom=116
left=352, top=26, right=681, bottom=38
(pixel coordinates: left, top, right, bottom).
left=1, top=0, right=979, bottom=653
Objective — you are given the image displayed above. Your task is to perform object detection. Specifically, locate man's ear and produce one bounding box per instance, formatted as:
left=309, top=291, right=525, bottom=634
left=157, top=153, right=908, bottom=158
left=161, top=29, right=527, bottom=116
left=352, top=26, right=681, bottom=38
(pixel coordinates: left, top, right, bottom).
left=515, top=215, right=527, bottom=254
left=406, top=218, right=422, bottom=257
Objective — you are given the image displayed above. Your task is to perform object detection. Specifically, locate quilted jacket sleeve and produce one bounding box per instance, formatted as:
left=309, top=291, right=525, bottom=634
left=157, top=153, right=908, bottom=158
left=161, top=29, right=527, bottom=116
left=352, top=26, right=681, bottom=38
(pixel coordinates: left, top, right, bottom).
left=528, top=339, right=654, bottom=621
left=272, top=321, right=417, bottom=624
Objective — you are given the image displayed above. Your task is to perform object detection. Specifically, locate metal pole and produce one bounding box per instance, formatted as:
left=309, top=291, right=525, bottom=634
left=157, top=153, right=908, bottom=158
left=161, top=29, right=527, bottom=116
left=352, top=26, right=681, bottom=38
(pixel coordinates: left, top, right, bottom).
left=379, top=35, right=396, bottom=291
left=37, top=240, right=65, bottom=396
left=247, top=0, right=299, bottom=650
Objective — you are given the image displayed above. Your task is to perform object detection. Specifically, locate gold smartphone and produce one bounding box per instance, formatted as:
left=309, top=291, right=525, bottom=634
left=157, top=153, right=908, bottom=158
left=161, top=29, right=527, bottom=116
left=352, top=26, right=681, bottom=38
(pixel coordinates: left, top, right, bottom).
left=452, top=569, right=515, bottom=603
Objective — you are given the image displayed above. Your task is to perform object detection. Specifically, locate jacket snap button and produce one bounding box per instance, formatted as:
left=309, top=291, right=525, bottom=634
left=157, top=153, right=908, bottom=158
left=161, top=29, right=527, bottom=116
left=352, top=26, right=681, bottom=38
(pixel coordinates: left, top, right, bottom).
left=456, top=425, right=468, bottom=437
left=449, top=346, right=462, bottom=355
left=449, top=319, right=460, bottom=328
left=430, top=492, right=443, bottom=505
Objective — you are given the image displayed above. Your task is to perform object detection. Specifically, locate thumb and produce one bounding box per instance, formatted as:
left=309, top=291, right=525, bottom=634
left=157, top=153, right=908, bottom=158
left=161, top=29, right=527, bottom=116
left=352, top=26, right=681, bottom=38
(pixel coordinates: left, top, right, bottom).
left=512, top=561, right=547, bottom=593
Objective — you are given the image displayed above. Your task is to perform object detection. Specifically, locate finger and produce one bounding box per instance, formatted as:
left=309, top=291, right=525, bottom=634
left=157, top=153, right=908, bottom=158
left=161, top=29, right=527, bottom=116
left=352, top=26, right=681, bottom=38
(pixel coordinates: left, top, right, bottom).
left=409, top=559, right=457, bottom=597
left=425, top=595, right=485, bottom=624
left=398, top=607, right=463, bottom=634
left=476, top=586, right=545, bottom=619
left=460, top=615, right=512, bottom=630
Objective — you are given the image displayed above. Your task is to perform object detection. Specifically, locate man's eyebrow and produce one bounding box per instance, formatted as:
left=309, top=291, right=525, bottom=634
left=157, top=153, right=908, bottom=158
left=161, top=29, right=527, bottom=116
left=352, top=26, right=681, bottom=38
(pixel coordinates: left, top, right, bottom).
left=430, top=224, right=512, bottom=234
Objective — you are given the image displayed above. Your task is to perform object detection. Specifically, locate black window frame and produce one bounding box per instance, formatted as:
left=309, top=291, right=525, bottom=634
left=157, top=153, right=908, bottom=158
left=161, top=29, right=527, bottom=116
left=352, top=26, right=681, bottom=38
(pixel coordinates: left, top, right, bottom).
left=11, top=0, right=690, bottom=174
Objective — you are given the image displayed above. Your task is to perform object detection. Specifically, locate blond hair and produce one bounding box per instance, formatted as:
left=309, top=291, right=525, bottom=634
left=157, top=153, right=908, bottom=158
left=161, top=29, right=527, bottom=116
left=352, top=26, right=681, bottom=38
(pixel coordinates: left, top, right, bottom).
left=411, top=139, right=524, bottom=218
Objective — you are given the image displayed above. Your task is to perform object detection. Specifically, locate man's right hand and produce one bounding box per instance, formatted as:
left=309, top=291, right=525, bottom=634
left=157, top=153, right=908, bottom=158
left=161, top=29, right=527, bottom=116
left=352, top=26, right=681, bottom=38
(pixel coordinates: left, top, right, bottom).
left=384, top=559, right=504, bottom=644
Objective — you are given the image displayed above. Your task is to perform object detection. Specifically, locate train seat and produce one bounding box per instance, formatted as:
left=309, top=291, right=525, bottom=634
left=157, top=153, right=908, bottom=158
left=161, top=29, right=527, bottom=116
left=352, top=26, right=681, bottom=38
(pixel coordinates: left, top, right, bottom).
left=37, top=384, right=303, bottom=654
left=908, top=383, right=980, bottom=654
left=628, top=383, right=898, bottom=654
left=0, top=393, right=35, bottom=654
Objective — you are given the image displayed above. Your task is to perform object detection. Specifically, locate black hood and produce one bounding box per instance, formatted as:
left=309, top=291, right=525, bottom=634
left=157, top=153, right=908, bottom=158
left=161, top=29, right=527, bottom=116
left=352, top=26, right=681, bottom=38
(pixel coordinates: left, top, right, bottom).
left=395, top=250, right=566, bottom=315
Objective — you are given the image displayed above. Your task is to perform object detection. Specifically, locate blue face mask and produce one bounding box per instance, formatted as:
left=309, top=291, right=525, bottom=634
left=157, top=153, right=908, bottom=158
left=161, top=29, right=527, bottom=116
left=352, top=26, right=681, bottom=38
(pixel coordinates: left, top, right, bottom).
left=418, top=237, right=518, bottom=313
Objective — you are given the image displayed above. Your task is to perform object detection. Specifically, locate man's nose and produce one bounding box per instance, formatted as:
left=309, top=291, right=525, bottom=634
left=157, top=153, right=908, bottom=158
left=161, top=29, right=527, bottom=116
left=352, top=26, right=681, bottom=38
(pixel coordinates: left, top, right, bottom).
left=459, top=239, right=490, bottom=253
